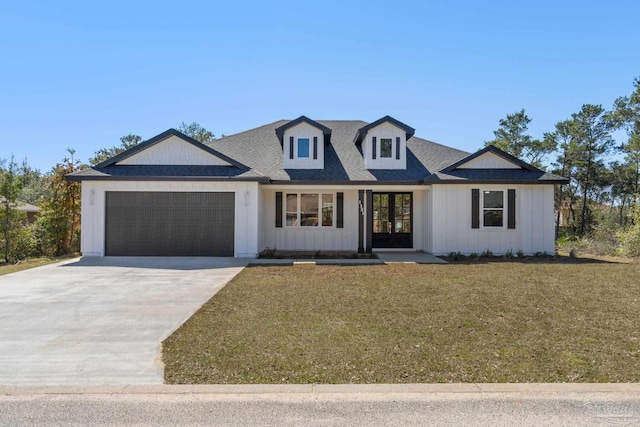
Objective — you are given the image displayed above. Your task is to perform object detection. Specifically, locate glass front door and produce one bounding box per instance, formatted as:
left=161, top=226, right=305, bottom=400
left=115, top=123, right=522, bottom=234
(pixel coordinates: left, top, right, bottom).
left=372, top=192, right=412, bottom=248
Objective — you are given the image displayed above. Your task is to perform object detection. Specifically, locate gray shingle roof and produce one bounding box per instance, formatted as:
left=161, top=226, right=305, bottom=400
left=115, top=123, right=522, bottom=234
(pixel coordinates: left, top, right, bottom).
left=67, top=119, right=569, bottom=184
left=208, top=120, right=472, bottom=182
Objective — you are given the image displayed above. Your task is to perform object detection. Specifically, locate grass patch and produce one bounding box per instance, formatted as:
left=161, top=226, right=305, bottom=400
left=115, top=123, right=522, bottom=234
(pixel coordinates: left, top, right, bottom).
left=163, top=259, right=640, bottom=384
left=0, top=255, right=78, bottom=276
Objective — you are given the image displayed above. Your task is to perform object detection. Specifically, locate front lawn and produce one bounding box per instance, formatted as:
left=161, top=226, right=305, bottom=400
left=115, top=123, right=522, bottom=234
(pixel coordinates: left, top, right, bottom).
left=163, top=259, right=640, bottom=383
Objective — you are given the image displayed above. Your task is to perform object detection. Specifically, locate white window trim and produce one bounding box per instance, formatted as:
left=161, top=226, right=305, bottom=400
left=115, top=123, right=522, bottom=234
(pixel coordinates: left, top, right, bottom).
left=284, top=192, right=335, bottom=228
left=481, top=189, right=506, bottom=230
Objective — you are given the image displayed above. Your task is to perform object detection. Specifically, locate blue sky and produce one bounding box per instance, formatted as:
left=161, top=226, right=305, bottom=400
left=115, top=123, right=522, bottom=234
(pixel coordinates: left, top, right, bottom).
left=1, top=0, right=638, bottom=171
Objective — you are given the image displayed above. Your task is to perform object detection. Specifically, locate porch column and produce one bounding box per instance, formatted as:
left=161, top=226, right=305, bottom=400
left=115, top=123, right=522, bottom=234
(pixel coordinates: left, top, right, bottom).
left=358, top=190, right=364, bottom=253
left=365, top=190, right=373, bottom=254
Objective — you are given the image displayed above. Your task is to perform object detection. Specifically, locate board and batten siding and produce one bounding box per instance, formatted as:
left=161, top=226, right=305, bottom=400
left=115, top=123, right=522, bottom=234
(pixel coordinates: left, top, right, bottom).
left=282, top=122, right=325, bottom=169
left=456, top=152, right=521, bottom=169
left=117, top=135, right=231, bottom=166
left=260, top=188, right=359, bottom=251
left=80, top=180, right=260, bottom=257
left=260, top=187, right=429, bottom=253
left=429, top=184, right=555, bottom=255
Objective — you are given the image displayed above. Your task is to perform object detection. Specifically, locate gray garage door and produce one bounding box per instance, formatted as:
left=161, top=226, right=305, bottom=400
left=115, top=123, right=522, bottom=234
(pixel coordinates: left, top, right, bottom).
left=105, top=192, right=235, bottom=256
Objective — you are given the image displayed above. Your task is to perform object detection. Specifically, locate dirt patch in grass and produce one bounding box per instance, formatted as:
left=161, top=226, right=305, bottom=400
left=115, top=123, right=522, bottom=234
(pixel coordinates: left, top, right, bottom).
left=0, top=255, right=77, bottom=276
left=163, top=260, right=640, bottom=384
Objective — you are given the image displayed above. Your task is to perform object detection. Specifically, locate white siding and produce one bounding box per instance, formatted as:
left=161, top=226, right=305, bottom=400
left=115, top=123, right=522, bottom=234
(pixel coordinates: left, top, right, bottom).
left=424, top=188, right=433, bottom=253
left=283, top=123, right=324, bottom=169
left=80, top=181, right=259, bottom=257
left=430, top=184, right=555, bottom=255
left=117, top=135, right=231, bottom=166
left=260, top=188, right=358, bottom=251
left=412, top=190, right=425, bottom=251
left=457, top=152, right=520, bottom=169
left=259, top=186, right=429, bottom=253
left=362, top=122, right=407, bottom=170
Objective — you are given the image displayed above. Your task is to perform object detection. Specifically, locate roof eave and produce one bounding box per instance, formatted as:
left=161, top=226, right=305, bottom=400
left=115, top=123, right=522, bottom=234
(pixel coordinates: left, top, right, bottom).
left=65, top=175, right=270, bottom=183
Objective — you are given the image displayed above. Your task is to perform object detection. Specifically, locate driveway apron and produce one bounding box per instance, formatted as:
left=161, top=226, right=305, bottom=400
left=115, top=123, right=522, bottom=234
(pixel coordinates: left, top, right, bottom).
left=0, top=257, right=247, bottom=385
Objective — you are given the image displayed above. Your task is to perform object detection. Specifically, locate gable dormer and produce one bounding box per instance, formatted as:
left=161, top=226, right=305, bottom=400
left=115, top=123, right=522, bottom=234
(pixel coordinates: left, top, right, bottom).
left=354, top=116, right=415, bottom=170
left=275, top=116, right=331, bottom=169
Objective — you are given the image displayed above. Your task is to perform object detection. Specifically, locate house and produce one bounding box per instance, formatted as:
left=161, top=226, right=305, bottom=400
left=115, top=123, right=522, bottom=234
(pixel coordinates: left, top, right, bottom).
left=0, top=198, right=39, bottom=224
left=67, top=116, right=568, bottom=257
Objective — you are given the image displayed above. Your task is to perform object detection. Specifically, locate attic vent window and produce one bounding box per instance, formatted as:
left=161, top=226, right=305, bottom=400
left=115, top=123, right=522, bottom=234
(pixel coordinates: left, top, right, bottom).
left=380, top=138, right=392, bottom=158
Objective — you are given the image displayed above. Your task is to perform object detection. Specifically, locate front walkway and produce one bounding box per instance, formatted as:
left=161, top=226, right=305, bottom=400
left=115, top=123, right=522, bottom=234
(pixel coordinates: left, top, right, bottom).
left=375, top=251, right=447, bottom=264
left=249, top=252, right=446, bottom=266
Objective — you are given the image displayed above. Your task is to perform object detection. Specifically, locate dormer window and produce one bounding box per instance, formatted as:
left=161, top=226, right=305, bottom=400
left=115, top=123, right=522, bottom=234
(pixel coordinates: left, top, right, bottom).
left=380, top=138, right=392, bottom=158
left=297, top=138, right=310, bottom=158
left=275, top=116, right=332, bottom=170
left=354, top=116, right=415, bottom=170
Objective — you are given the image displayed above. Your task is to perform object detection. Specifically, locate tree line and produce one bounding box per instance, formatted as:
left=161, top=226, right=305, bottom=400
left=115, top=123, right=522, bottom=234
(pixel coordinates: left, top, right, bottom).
left=0, top=123, right=215, bottom=263
left=484, top=78, right=640, bottom=254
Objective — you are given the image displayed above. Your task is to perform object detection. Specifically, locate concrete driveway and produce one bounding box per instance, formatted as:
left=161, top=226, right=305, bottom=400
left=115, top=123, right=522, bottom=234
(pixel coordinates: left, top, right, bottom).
left=0, top=257, right=247, bottom=385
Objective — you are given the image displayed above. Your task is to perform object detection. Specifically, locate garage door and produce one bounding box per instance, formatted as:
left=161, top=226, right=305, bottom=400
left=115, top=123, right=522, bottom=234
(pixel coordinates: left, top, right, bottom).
left=105, top=192, right=234, bottom=256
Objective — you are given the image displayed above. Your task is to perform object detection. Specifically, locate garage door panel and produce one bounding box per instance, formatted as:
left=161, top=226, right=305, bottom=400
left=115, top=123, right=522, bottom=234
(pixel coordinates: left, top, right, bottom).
left=105, top=191, right=235, bottom=256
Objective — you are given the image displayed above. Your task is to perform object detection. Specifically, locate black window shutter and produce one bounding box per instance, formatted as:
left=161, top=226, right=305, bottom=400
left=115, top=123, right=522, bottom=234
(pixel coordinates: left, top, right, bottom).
left=372, top=137, right=377, bottom=159
left=275, top=192, right=283, bottom=228
left=313, top=136, right=318, bottom=160
left=336, top=192, right=344, bottom=228
left=471, top=189, right=480, bottom=229
left=289, top=137, right=294, bottom=159
left=396, top=137, right=400, bottom=160
left=507, top=189, right=516, bottom=229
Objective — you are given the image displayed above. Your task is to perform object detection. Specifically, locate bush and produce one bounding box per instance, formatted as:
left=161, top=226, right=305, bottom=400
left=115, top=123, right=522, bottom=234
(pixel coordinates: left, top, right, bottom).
left=448, top=251, right=466, bottom=261
left=617, top=201, right=640, bottom=257
left=480, top=249, right=493, bottom=258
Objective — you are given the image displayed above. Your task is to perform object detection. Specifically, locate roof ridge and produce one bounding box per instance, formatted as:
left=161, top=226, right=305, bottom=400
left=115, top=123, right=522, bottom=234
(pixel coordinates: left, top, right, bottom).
left=208, top=120, right=289, bottom=145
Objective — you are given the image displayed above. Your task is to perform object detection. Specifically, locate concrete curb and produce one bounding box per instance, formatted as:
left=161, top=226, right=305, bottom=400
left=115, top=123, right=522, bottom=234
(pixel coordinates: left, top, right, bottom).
left=2, top=383, right=639, bottom=395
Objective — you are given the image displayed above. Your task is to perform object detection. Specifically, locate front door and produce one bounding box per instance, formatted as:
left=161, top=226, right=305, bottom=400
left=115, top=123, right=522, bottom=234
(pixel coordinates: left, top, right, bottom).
left=372, top=192, right=412, bottom=248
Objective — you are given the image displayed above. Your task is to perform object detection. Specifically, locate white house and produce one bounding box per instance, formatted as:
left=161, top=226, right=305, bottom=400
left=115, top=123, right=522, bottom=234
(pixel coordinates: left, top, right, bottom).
left=67, top=116, right=567, bottom=257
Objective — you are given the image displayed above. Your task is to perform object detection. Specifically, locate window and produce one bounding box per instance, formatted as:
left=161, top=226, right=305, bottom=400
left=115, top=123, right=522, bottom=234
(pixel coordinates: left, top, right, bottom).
left=483, top=190, right=504, bottom=227
left=322, top=194, right=333, bottom=226
left=380, top=138, right=392, bottom=158
left=285, top=193, right=334, bottom=227
left=300, top=194, right=318, bottom=226
left=297, top=138, right=310, bottom=158
left=286, top=194, right=298, bottom=226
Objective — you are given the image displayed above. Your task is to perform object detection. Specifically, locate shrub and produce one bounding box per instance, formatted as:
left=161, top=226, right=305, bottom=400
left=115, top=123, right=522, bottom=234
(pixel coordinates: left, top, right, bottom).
left=448, top=251, right=466, bottom=261
left=516, top=250, right=525, bottom=258
left=505, top=249, right=514, bottom=259
left=480, top=249, right=493, bottom=258
left=617, top=200, right=640, bottom=256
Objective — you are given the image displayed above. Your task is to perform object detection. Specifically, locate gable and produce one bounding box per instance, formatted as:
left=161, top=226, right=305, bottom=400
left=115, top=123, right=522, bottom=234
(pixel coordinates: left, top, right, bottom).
left=456, top=152, right=521, bottom=169
left=117, top=135, right=231, bottom=166
left=281, top=122, right=325, bottom=170
left=275, top=116, right=332, bottom=145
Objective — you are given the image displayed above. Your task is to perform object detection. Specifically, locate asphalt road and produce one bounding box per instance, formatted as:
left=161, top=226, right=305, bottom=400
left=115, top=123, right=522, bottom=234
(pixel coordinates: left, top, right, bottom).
left=1, top=392, right=639, bottom=426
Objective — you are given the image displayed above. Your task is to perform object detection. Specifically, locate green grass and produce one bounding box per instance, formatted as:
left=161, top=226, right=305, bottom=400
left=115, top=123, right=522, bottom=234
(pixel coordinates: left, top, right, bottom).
left=0, top=255, right=78, bottom=276
left=163, top=259, right=640, bottom=384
